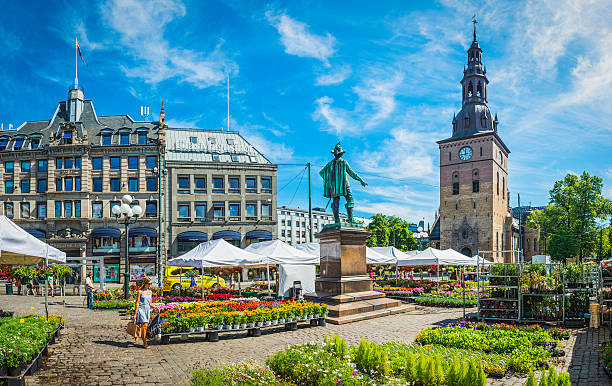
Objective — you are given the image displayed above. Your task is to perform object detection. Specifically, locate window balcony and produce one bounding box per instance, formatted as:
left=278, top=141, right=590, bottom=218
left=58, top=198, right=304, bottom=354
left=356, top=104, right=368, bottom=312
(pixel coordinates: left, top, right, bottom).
left=128, top=246, right=157, bottom=253
left=93, top=245, right=120, bottom=254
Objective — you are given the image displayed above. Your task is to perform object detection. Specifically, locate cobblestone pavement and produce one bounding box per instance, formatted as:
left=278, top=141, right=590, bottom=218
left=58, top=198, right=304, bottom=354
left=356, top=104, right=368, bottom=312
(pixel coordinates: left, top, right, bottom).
left=0, top=295, right=608, bottom=385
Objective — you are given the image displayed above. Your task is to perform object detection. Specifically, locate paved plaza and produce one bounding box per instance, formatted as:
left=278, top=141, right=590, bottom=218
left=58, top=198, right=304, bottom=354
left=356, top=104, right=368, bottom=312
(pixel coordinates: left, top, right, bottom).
left=0, top=294, right=608, bottom=386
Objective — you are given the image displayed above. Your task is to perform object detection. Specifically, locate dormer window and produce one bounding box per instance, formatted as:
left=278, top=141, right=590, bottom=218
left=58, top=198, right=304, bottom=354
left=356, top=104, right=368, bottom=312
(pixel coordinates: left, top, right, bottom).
left=136, top=128, right=148, bottom=145
left=13, top=136, right=25, bottom=150
left=101, top=129, right=113, bottom=146
left=30, top=136, right=41, bottom=149
left=208, top=137, right=216, bottom=145
left=227, top=138, right=235, bottom=145
left=119, top=129, right=130, bottom=145
left=0, top=137, right=9, bottom=151
left=62, top=131, right=73, bottom=145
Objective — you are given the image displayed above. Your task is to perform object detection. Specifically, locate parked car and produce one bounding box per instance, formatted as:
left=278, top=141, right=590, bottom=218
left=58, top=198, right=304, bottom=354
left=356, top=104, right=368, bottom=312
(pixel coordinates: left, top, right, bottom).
left=162, top=266, right=225, bottom=291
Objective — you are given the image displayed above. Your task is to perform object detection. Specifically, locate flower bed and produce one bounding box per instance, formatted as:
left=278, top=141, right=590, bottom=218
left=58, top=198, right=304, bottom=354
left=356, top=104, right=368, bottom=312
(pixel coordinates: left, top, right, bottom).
left=155, top=300, right=328, bottom=334
left=414, top=297, right=477, bottom=307
left=0, top=314, right=64, bottom=376
left=415, top=322, right=568, bottom=373
left=375, top=279, right=468, bottom=293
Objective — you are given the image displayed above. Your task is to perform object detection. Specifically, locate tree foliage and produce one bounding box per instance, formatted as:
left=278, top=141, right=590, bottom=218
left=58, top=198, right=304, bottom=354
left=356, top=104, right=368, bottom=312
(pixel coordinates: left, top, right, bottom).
left=528, top=172, right=612, bottom=262
left=366, top=214, right=418, bottom=251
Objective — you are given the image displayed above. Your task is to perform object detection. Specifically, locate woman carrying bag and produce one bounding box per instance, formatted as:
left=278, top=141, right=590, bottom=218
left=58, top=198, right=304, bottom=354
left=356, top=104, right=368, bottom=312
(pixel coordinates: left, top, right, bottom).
left=132, top=276, right=152, bottom=349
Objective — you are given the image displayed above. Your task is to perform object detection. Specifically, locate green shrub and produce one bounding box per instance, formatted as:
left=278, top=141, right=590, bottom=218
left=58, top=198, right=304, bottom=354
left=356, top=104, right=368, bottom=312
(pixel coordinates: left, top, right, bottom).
left=191, top=361, right=289, bottom=386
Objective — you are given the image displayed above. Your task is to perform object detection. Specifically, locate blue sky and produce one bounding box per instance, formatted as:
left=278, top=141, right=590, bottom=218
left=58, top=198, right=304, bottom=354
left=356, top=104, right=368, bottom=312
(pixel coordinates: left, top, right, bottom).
left=1, top=0, right=611, bottom=226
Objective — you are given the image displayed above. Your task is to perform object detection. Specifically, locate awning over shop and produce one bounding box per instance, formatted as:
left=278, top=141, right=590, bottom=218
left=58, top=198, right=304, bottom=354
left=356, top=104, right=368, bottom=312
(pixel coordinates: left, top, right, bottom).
left=177, top=231, right=208, bottom=242
left=212, top=230, right=241, bottom=241
left=26, top=229, right=46, bottom=239
left=245, top=230, right=273, bottom=240
left=129, top=227, right=157, bottom=237
left=91, top=228, right=121, bottom=238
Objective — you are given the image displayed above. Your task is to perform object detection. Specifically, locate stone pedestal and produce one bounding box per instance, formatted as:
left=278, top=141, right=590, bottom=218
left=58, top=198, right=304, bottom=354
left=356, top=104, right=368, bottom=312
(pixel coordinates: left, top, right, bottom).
left=304, top=226, right=413, bottom=324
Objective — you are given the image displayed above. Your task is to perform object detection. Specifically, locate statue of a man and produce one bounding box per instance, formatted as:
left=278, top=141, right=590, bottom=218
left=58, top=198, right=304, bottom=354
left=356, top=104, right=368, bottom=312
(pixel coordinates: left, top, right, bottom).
left=320, top=143, right=367, bottom=224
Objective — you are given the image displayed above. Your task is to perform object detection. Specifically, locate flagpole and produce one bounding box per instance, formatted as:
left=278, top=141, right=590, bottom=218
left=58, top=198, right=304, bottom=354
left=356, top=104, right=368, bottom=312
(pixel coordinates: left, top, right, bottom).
left=75, top=37, right=78, bottom=89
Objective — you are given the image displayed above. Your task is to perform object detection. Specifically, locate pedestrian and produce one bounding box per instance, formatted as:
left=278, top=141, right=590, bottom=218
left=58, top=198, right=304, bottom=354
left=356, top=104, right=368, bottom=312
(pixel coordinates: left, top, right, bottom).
left=32, top=277, right=40, bottom=296
left=85, top=272, right=95, bottom=308
left=133, top=276, right=152, bottom=349
left=47, top=274, right=55, bottom=297
left=190, top=276, right=196, bottom=288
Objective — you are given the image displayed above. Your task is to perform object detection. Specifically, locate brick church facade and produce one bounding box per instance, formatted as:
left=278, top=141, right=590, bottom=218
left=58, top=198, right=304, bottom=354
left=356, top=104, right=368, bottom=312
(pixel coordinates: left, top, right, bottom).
left=428, top=24, right=524, bottom=263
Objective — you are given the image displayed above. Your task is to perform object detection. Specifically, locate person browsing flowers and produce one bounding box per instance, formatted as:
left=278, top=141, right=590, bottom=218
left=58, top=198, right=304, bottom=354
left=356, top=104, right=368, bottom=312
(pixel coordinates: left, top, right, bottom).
left=133, top=276, right=152, bottom=349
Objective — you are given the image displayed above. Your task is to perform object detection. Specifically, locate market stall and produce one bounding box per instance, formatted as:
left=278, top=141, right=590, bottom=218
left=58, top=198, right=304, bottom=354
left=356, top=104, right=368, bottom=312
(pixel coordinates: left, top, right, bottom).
left=294, top=242, right=398, bottom=265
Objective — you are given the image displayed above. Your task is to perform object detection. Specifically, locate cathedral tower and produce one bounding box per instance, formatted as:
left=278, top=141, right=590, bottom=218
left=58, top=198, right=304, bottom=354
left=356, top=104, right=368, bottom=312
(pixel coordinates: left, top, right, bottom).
left=437, top=22, right=510, bottom=261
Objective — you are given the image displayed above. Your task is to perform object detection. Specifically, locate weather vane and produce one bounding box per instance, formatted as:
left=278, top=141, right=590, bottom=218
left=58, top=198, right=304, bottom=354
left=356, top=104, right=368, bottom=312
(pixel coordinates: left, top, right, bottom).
left=472, top=13, right=478, bottom=40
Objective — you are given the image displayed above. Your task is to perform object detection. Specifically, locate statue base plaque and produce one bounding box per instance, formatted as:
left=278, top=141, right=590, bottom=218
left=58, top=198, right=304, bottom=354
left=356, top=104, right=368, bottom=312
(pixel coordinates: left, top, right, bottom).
left=304, top=226, right=413, bottom=324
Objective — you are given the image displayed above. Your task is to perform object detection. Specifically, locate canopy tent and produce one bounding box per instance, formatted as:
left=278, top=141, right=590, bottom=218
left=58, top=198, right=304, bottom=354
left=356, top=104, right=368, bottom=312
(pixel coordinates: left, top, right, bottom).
left=371, top=246, right=417, bottom=263
left=293, top=242, right=396, bottom=265
left=167, top=239, right=265, bottom=268
left=245, top=240, right=319, bottom=265
left=397, top=247, right=475, bottom=266
left=0, top=216, right=66, bottom=265
left=472, top=255, right=494, bottom=266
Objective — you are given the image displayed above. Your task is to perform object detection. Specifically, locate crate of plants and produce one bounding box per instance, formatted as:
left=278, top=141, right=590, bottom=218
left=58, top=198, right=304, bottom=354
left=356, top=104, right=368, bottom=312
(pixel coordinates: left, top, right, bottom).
left=373, top=286, right=424, bottom=301
left=415, top=290, right=480, bottom=308
left=0, top=314, right=64, bottom=381
left=600, top=341, right=612, bottom=377
left=154, top=299, right=328, bottom=343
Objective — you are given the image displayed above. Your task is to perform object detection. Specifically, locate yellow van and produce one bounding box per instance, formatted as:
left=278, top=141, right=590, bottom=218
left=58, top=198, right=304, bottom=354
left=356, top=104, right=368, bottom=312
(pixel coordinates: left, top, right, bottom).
left=163, top=266, right=226, bottom=291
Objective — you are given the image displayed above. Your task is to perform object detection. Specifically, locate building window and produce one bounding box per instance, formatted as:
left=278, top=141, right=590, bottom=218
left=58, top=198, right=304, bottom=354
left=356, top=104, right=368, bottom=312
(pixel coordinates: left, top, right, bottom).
left=246, top=177, right=257, bottom=193
left=31, top=138, right=40, bottom=149
left=212, top=154, right=220, bottom=162
left=227, top=138, right=235, bottom=145
left=190, top=136, right=197, bottom=143
left=75, top=177, right=81, bottom=191
left=246, top=203, right=256, bottom=220
left=92, top=202, right=102, bottom=218
left=452, top=182, right=459, bottom=195
left=178, top=204, right=190, bottom=221
left=502, top=177, right=505, bottom=199
left=120, top=133, right=130, bottom=145
left=110, top=157, right=121, bottom=169
left=102, top=133, right=112, bottom=146
left=13, top=137, right=25, bottom=150
left=213, top=203, right=224, bottom=221
left=145, top=201, right=157, bottom=217
left=55, top=178, right=62, bottom=192
left=37, top=179, right=46, bottom=193
left=231, top=155, right=239, bottom=162
left=128, top=156, right=139, bottom=169
left=55, top=201, right=62, bottom=218
left=128, top=177, right=138, bottom=192
left=64, top=177, right=73, bottom=192
left=92, top=177, right=102, bottom=192
left=195, top=203, right=206, bottom=221
left=110, top=201, right=120, bottom=215
left=146, top=177, right=157, bottom=191
left=64, top=201, right=73, bottom=218
left=21, top=180, right=30, bottom=193
left=92, top=157, right=102, bottom=170
left=229, top=203, right=240, bottom=220
left=110, top=178, right=121, bottom=192
left=37, top=202, right=47, bottom=219
left=21, top=203, right=30, bottom=218
left=212, top=177, right=224, bottom=193
left=177, top=176, right=190, bottom=194
left=62, top=131, right=72, bottom=145
left=281, top=220, right=286, bottom=226
left=194, top=176, right=206, bottom=193
left=261, top=178, right=272, bottom=193
left=496, top=172, right=499, bottom=195
left=229, top=177, right=240, bottom=193
left=21, top=161, right=30, bottom=172
left=138, top=132, right=147, bottom=145
left=449, top=152, right=451, bottom=161
left=55, top=158, right=62, bottom=170
left=281, top=230, right=285, bottom=237
left=146, top=156, right=157, bottom=169
left=4, top=203, right=13, bottom=218
left=4, top=161, right=14, bottom=174
left=472, top=180, right=479, bottom=193
left=37, top=160, right=47, bottom=172
left=75, top=201, right=81, bottom=217
left=75, top=157, right=81, bottom=169
left=261, top=203, right=272, bottom=220
left=64, top=157, right=73, bottom=169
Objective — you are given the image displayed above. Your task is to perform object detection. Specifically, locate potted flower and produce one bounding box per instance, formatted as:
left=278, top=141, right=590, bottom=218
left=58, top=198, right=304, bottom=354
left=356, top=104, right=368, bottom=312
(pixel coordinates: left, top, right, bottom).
left=246, top=312, right=255, bottom=328
left=239, top=314, right=247, bottom=329
left=271, top=310, right=279, bottom=325
left=278, top=310, right=286, bottom=324
left=232, top=314, right=240, bottom=330
left=224, top=313, right=234, bottom=330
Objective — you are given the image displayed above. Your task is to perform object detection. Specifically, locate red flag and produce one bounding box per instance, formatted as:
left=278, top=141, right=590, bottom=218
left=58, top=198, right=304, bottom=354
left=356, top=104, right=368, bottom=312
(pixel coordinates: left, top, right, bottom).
left=76, top=38, right=87, bottom=65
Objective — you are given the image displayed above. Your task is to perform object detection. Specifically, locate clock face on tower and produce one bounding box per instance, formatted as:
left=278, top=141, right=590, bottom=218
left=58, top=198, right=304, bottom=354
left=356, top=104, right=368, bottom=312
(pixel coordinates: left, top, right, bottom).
left=459, top=146, right=473, bottom=161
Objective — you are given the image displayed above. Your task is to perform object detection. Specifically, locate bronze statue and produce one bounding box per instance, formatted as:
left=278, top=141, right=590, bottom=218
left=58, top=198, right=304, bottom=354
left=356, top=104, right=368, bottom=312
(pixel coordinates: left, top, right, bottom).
left=320, top=143, right=367, bottom=224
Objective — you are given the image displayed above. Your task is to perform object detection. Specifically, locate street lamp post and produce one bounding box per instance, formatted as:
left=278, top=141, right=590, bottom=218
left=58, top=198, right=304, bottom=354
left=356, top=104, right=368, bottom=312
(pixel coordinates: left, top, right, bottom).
left=413, top=226, right=428, bottom=251
left=112, top=194, right=142, bottom=299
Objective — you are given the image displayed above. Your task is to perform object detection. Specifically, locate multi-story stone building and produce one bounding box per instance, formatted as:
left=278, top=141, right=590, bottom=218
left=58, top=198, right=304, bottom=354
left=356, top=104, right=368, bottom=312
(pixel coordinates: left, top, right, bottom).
left=0, top=84, right=277, bottom=284
left=276, top=206, right=371, bottom=244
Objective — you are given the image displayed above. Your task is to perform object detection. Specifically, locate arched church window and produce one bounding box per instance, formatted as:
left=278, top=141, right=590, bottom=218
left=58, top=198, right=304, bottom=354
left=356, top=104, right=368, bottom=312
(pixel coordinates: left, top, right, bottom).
left=502, top=177, right=505, bottom=199
left=464, top=116, right=470, bottom=127
left=481, top=114, right=487, bottom=127
left=468, top=81, right=473, bottom=97
left=496, top=172, right=499, bottom=195
left=462, top=229, right=468, bottom=239
left=477, top=82, right=482, bottom=97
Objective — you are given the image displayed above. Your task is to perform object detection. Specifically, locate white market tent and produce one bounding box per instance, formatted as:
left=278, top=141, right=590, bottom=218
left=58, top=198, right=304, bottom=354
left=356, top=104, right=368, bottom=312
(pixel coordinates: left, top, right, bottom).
left=397, top=247, right=475, bottom=266
left=472, top=255, right=494, bottom=266
left=167, top=239, right=265, bottom=268
left=0, top=216, right=66, bottom=265
left=371, top=246, right=417, bottom=264
left=245, top=240, right=319, bottom=265
left=293, top=242, right=397, bottom=265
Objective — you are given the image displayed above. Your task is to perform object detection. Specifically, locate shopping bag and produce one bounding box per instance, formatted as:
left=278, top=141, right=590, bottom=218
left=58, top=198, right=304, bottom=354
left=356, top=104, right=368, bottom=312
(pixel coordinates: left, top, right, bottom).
left=148, top=315, right=161, bottom=337
left=127, top=321, right=141, bottom=338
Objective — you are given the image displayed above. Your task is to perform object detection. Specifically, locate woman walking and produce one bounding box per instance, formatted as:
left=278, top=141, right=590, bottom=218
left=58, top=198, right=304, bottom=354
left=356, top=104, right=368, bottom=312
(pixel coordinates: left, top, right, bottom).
left=133, top=276, right=152, bottom=349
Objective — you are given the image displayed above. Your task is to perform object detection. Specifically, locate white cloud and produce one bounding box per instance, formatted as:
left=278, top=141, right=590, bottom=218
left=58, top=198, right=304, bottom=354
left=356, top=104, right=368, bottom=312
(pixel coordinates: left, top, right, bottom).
left=312, top=96, right=356, bottom=137
left=315, top=65, right=351, bottom=85
left=266, top=10, right=336, bottom=65
left=354, top=71, right=403, bottom=128
left=243, top=132, right=295, bottom=163
left=102, top=0, right=235, bottom=88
